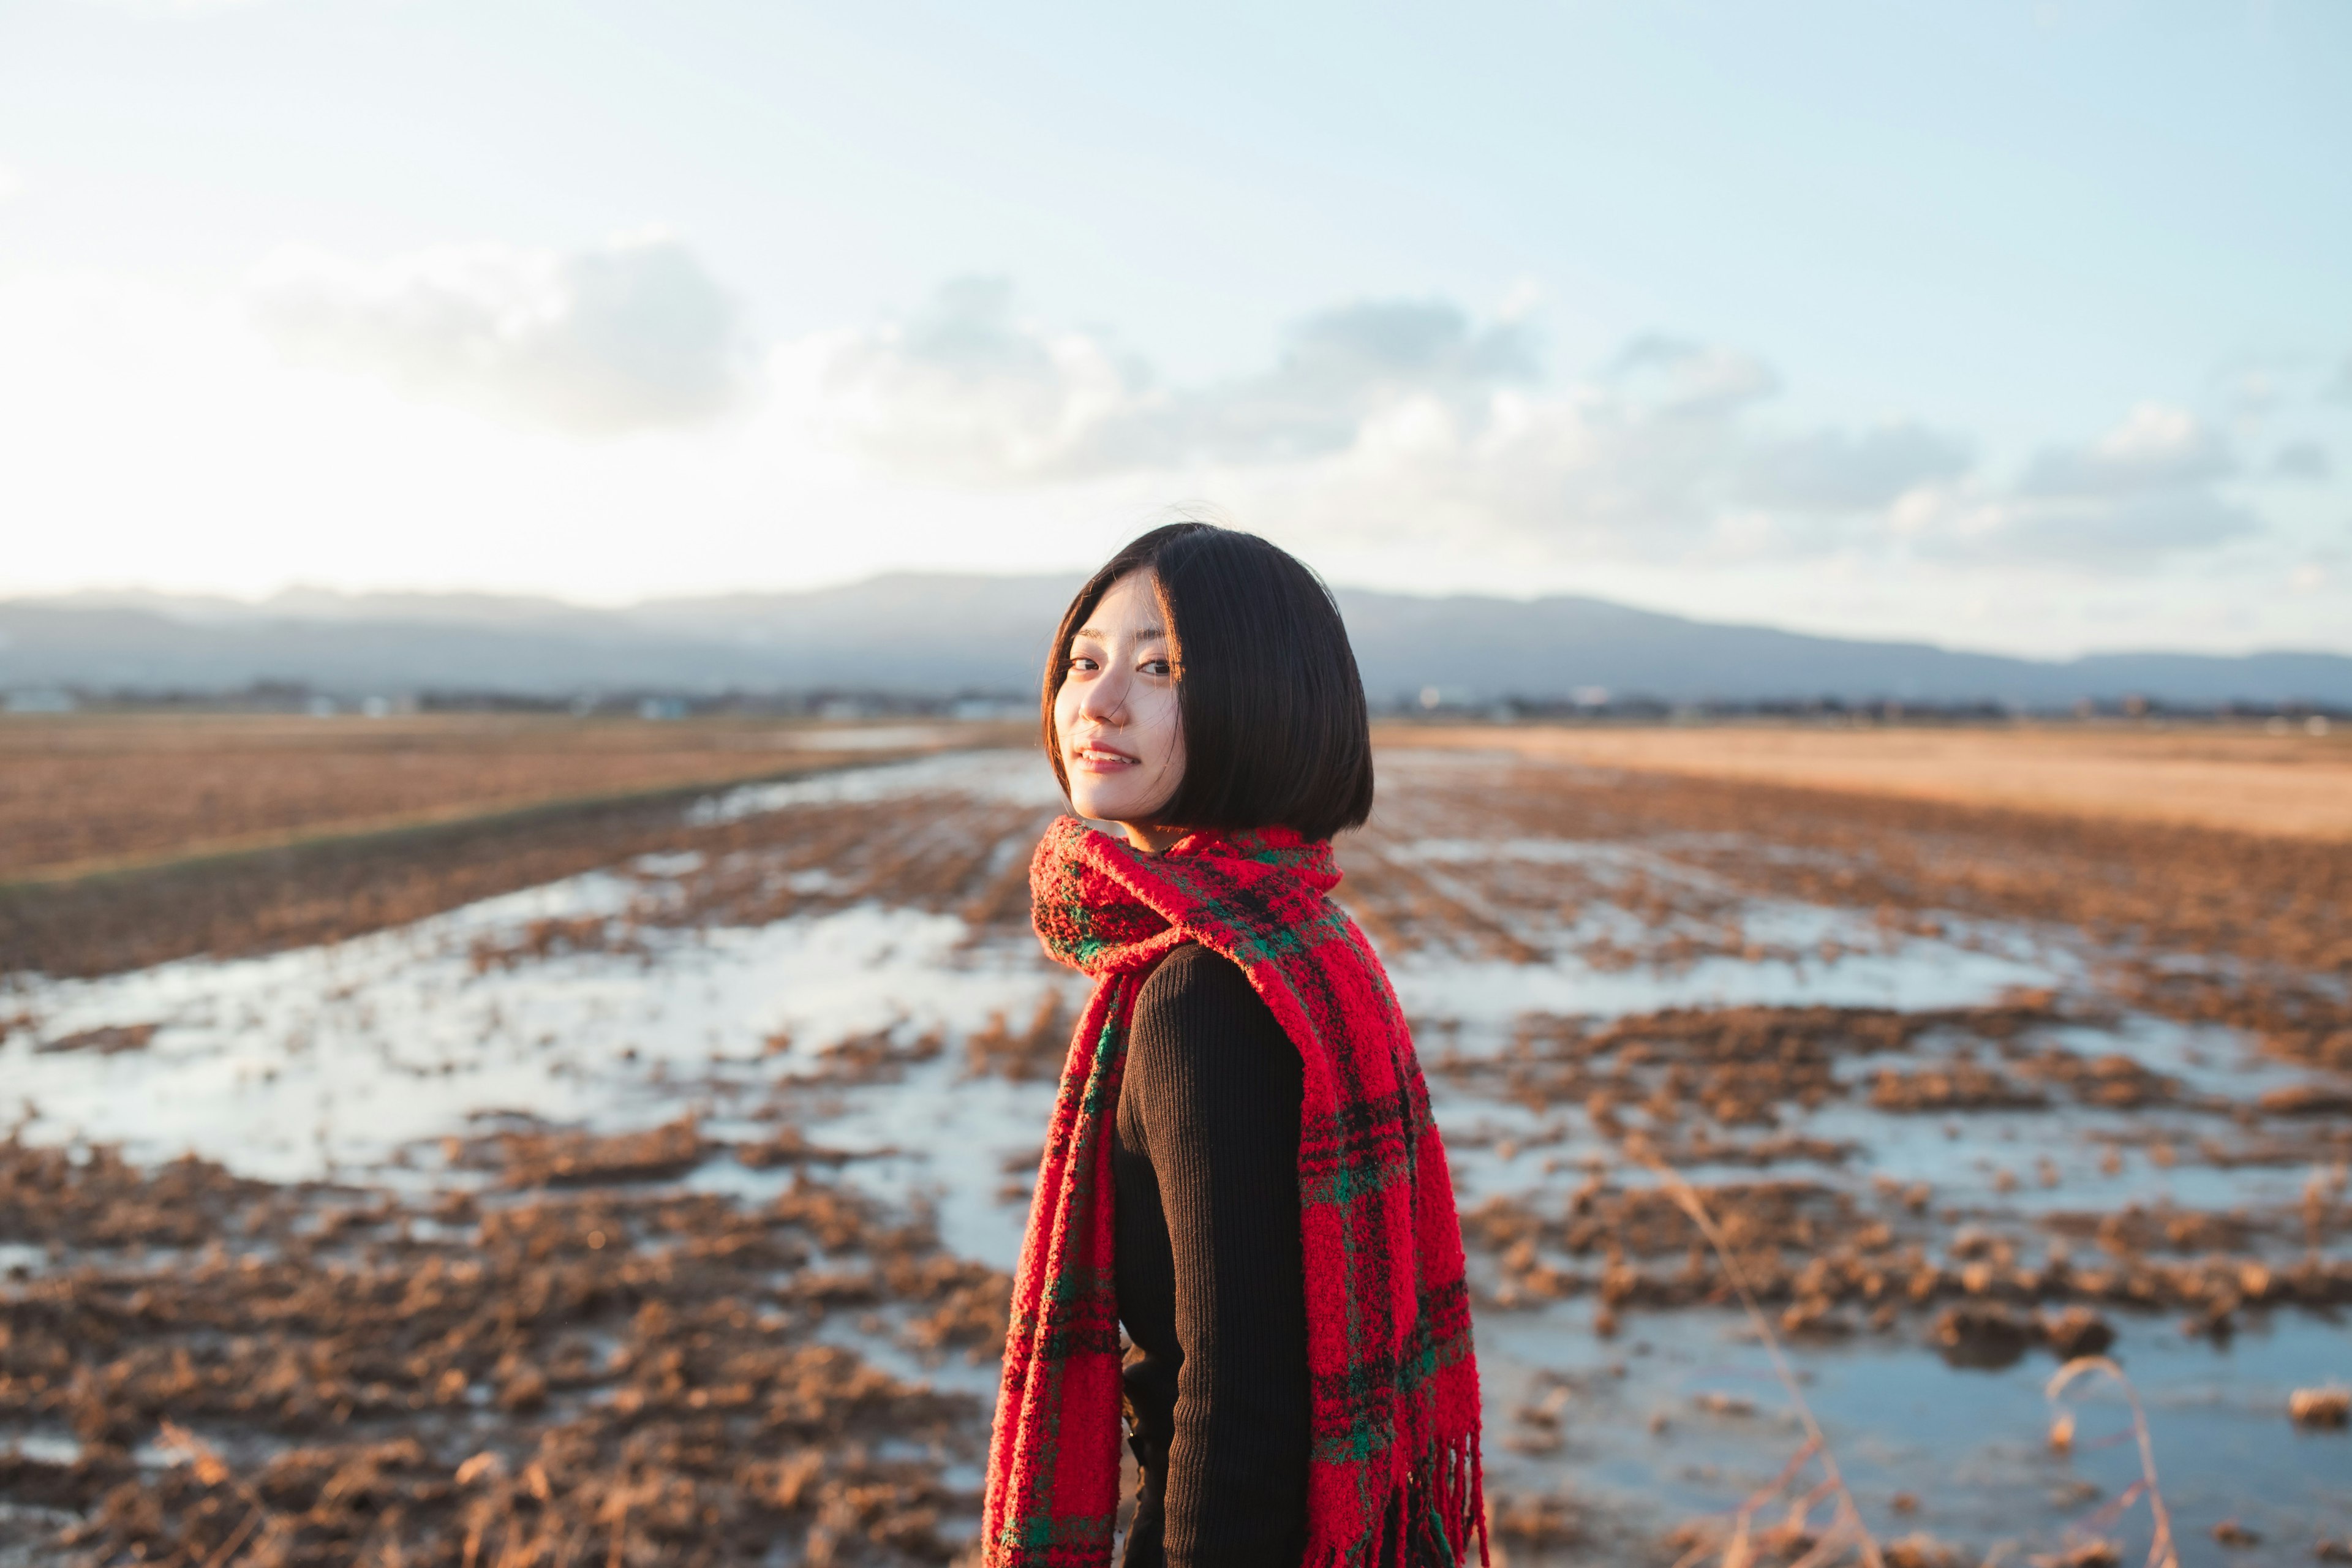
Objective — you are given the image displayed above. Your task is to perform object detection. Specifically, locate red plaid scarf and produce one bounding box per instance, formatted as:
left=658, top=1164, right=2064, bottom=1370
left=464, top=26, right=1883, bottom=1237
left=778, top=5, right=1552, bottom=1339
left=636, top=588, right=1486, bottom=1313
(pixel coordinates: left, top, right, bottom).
left=983, top=816, right=1484, bottom=1567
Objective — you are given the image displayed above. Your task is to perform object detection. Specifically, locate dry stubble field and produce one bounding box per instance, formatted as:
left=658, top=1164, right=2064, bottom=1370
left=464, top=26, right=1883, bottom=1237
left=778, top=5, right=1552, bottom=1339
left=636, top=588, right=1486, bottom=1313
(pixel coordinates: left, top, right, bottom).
left=1, top=716, right=2348, bottom=1567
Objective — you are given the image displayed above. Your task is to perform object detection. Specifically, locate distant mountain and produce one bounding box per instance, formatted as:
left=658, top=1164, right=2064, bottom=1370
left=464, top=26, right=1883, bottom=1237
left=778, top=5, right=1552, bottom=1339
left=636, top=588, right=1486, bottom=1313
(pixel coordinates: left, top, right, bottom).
left=2, top=575, right=2347, bottom=708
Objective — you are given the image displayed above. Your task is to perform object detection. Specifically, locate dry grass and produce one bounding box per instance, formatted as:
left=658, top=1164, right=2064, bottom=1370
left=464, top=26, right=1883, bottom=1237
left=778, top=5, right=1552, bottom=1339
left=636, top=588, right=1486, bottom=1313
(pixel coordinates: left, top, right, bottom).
left=0, top=714, right=1003, bottom=883
left=1628, top=1139, right=1887, bottom=1568
left=1385, top=722, right=2352, bottom=842
left=2042, top=1360, right=2179, bottom=1568
left=1636, top=1145, right=2180, bottom=1568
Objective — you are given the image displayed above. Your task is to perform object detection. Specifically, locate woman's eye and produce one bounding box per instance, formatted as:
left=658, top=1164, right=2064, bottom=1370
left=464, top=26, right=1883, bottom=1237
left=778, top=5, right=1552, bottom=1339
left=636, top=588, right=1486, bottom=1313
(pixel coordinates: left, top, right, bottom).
left=1066, top=655, right=1099, bottom=673
left=1141, top=659, right=1170, bottom=677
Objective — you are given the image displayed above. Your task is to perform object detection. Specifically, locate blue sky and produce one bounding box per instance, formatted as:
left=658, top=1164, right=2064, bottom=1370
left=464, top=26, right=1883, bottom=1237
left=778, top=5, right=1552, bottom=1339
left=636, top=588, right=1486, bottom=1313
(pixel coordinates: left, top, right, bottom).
left=1, top=0, right=2345, bottom=655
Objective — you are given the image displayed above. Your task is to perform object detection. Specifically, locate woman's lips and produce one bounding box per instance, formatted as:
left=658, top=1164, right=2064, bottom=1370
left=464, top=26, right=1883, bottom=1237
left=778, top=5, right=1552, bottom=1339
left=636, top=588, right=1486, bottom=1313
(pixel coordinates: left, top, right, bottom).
left=1069, top=743, right=1139, bottom=772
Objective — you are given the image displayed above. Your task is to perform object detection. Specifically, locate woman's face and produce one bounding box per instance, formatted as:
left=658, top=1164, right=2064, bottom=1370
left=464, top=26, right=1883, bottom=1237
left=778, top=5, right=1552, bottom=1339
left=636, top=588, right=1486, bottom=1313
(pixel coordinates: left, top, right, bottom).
left=1055, top=569, right=1186, bottom=843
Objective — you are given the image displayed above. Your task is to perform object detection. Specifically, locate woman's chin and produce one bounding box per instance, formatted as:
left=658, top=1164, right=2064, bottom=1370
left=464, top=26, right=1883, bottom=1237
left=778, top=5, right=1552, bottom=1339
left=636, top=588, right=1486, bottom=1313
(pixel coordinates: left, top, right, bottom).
left=1068, top=787, right=1162, bottom=828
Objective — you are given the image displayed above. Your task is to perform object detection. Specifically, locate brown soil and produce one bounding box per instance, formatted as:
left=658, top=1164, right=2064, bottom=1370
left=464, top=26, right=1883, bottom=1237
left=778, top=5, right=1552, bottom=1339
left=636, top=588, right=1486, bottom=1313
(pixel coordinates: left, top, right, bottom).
left=1389, top=722, right=2352, bottom=842
left=1353, top=749, right=2352, bottom=1086
left=0, top=1131, right=1003, bottom=1567
left=1436, top=999, right=2081, bottom=1140
left=0, top=714, right=1011, bottom=884
left=0, top=774, right=1055, bottom=982
left=1461, top=1158, right=2352, bottom=1335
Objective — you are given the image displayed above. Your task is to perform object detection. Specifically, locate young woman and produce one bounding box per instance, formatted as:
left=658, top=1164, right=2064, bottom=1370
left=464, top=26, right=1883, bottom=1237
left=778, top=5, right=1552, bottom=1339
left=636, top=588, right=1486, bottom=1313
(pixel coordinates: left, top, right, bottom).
left=983, top=523, right=1485, bottom=1568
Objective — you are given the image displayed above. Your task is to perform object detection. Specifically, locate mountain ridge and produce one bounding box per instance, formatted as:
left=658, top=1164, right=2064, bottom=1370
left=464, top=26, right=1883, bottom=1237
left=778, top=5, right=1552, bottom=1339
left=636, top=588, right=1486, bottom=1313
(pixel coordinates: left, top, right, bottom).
left=3, top=575, right=2346, bottom=707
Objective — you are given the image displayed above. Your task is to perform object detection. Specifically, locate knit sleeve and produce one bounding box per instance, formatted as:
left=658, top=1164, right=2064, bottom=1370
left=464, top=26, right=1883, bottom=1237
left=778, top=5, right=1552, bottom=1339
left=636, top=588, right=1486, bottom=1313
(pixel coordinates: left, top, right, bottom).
left=1128, top=944, right=1311, bottom=1568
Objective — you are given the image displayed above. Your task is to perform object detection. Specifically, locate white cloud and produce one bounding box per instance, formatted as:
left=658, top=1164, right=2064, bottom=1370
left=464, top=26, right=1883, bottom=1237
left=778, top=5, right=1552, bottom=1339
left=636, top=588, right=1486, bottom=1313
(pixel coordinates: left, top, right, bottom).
left=801, top=277, right=1142, bottom=484
left=2016, top=402, right=2231, bottom=497
left=251, top=233, right=752, bottom=435
left=802, top=287, right=1969, bottom=564
left=0, top=164, right=21, bottom=202
left=1882, top=404, right=2253, bottom=563
left=2271, top=440, right=2331, bottom=483
left=799, top=295, right=2299, bottom=580
left=1603, top=334, right=1779, bottom=418
left=806, top=280, right=1547, bottom=483
left=1738, top=424, right=1973, bottom=511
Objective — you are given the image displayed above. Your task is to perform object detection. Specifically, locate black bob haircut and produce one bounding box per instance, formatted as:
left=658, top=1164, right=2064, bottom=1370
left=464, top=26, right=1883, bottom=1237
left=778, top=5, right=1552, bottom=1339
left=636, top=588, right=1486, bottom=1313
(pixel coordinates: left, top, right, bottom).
left=1042, top=522, right=1375, bottom=843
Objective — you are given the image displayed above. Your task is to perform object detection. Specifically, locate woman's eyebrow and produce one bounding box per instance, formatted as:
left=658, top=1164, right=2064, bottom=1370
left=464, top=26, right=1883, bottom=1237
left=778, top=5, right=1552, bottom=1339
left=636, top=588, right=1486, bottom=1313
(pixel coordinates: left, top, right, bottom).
left=1073, top=624, right=1167, bottom=643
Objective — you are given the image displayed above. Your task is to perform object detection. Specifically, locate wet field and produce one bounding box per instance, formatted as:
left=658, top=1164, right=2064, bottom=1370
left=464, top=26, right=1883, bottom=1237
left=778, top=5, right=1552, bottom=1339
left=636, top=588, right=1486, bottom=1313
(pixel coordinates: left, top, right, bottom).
left=2, top=739, right=2348, bottom=1566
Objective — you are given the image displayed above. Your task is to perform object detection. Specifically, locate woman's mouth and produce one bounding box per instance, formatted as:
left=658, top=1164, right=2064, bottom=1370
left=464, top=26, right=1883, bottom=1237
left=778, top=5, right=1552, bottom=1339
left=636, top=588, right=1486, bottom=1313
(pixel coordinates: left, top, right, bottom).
left=1070, top=742, right=1139, bottom=772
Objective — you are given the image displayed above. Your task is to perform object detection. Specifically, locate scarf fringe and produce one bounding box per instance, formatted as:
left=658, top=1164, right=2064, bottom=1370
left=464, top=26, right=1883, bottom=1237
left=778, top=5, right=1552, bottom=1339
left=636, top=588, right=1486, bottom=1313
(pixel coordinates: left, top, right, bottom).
left=1316, top=1435, right=1488, bottom=1568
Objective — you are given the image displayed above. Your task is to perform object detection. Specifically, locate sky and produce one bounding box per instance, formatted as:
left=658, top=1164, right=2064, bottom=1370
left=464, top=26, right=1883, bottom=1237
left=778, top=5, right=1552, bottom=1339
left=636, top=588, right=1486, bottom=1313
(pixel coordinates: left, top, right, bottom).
left=0, top=1, right=2346, bottom=657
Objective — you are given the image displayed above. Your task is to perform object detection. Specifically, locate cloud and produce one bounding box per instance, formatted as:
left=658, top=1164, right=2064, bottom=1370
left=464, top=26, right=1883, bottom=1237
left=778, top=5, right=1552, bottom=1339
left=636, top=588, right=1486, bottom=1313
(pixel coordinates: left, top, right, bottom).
left=1738, top=423, right=1973, bottom=510
left=0, top=164, right=20, bottom=202
left=1604, top=334, right=1779, bottom=418
left=251, top=233, right=751, bottom=435
left=810, top=280, right=1540, bottom=481
left=797, top=282, right=2295, bottom=576
left=2016, top=402, right=2231, bottom=497
left=2271, top=440, right=2331, bottom=482
left=809, top=283, right=1980, bottom=564
left=1890, top=404, right=2255, bottom=562
left=805, top=276, right=1142, bottom=483
left=1120, top=298, right=1542, bottom=466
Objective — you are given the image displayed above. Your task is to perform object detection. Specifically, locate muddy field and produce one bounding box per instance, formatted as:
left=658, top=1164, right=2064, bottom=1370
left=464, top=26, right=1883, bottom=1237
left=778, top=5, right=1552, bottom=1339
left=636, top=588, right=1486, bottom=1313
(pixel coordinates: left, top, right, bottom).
left=2, top=732, right=2349, bottom=1566
left=0, top=714, right=999, bottom=883
left=1411, top=721, right=2352, bottom=842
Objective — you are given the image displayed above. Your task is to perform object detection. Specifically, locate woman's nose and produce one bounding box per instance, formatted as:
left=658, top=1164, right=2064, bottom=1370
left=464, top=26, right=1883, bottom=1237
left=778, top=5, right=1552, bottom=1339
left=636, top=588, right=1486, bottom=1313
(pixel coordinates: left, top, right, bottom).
left=1079, top=665, right=1128, bottom=723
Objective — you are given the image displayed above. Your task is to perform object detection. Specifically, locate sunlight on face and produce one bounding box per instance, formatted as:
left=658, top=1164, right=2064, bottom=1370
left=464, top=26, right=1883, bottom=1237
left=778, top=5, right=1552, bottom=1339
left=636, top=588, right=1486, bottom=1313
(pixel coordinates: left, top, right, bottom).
left=1054, top=570, right=1186, bottom=845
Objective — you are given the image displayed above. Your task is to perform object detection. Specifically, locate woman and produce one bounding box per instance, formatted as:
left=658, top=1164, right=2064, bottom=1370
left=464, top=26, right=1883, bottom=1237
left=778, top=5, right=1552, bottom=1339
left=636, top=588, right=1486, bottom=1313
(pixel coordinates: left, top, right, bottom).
left=983, top=523, right=1485, bottom=1568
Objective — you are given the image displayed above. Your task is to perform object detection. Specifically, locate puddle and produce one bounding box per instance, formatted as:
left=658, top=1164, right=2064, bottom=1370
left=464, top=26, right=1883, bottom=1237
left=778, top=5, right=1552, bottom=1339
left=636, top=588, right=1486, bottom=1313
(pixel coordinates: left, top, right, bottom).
left=1480, top=1295, right=2352, bottom=1556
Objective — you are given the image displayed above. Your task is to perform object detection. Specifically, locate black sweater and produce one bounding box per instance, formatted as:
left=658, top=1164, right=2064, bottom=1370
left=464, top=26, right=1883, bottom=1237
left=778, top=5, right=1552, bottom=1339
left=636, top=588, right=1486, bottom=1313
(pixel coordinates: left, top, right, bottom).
left=1113, top=943, right=1311, bottom=1568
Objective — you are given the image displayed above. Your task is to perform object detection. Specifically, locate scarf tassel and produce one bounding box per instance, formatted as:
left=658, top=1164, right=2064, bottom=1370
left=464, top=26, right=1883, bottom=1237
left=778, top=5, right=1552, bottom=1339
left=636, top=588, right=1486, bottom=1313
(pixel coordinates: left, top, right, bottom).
left=1319, top=1436, right=1488, bottom=1568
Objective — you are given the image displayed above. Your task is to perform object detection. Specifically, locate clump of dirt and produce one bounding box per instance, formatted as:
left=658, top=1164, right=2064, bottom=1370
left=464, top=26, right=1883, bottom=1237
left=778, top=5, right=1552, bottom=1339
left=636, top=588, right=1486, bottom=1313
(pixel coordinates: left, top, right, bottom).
left=0, top=1134, right=1002, bottom=1565
left=1928, top=1303, right=2115, bottom=1368
left=34, top=1022, right=160, bottom=1057
left=1461, top=1161, right=2352, bottom=1335
left=1489, top=1490, right=1583, bottom=1550
left=454, top=1115, right=713, bottom=1188
left=963, top=993, right=1069, bottom=1082
left=0, top=1136, right=282, bottom=1253
left=2289, top=1387, right=2350, bottom=1428
left=2012, top=1049, right=2187, bottom=1110
left=469, top=915, right=644, bottom=973
left=734, top=1128, right=868, bottom=1169
left=1869, top=1061, right=2048, bottom=1112
left=1444, top=998, right=2073, bottom=1140
left=2043, top=1203, right=2272, bottom=1258
left=2257, top=1084, right=2352, bottom=1117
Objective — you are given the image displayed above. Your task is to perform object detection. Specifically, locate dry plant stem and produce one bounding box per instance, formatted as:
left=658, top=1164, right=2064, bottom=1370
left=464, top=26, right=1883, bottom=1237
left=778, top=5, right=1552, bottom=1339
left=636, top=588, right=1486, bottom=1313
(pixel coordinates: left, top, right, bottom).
left=2045, top=1358, right=2179, bottom=1568
left=160, top=1420, right=274, bottom=1568
left=1628, top=1142, right=1886, bottom=1568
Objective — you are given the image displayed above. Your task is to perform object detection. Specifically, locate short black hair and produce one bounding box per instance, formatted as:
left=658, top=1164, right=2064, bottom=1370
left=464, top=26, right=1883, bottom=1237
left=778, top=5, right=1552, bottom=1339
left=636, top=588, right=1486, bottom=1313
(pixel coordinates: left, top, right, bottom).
left=1042, top=522, right=1375, bottom=842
